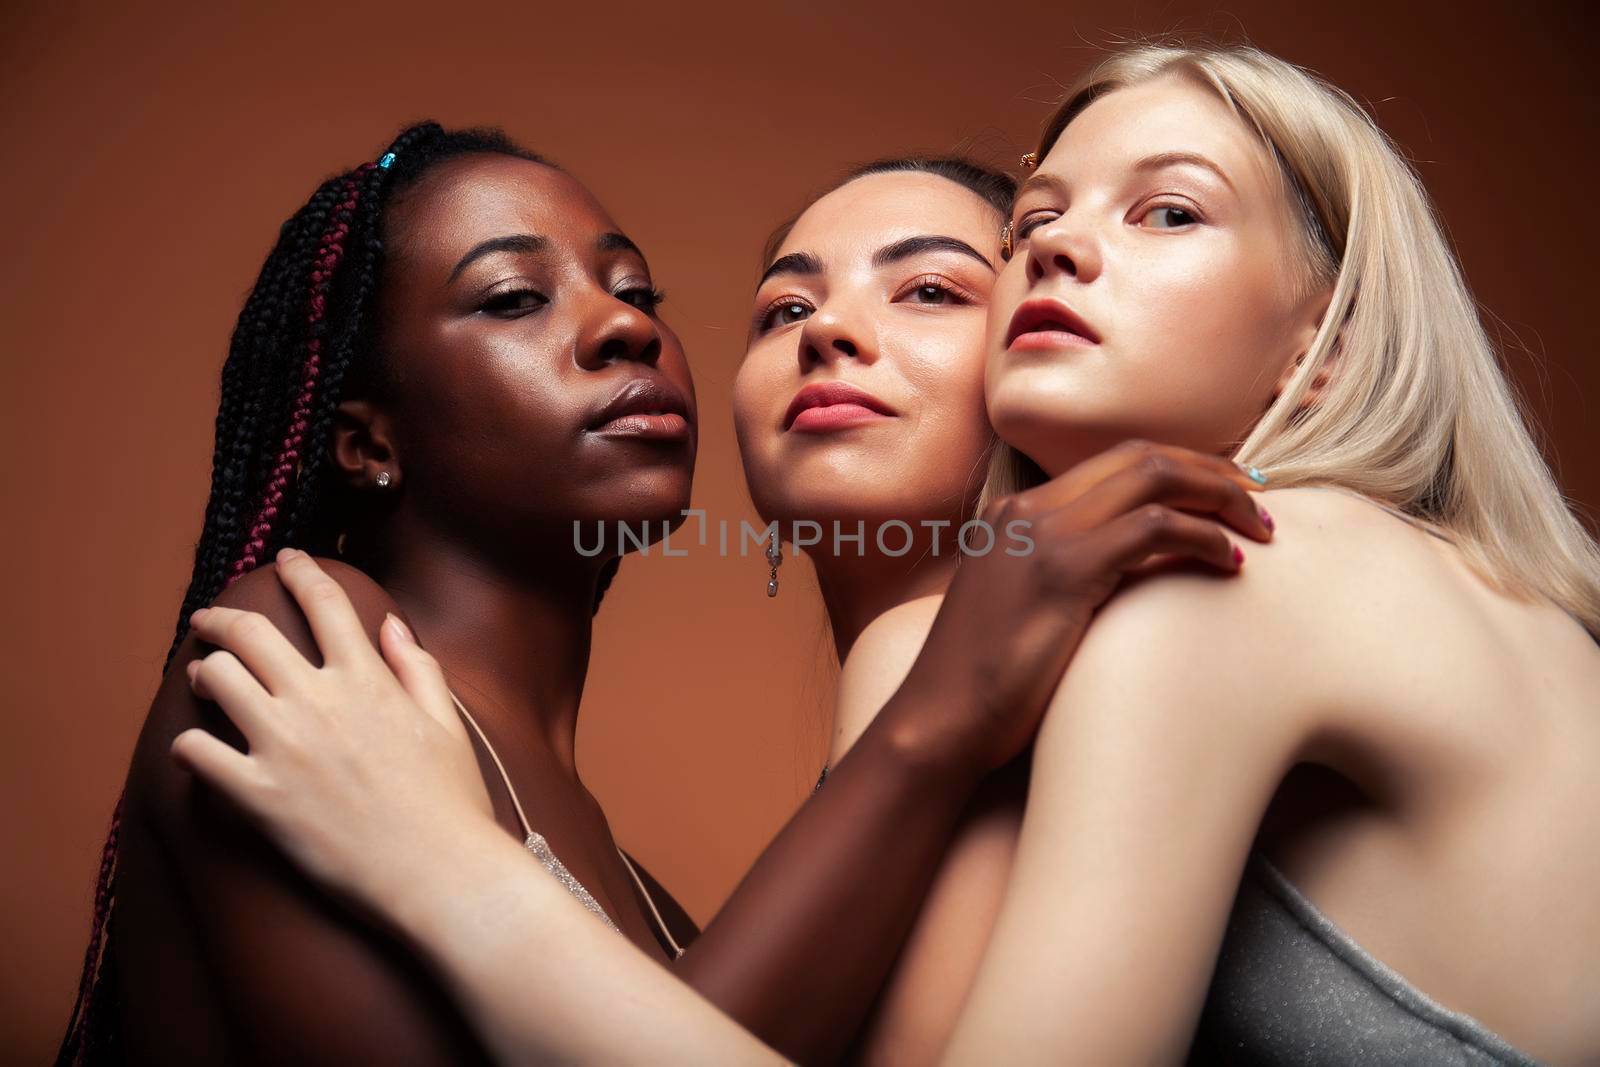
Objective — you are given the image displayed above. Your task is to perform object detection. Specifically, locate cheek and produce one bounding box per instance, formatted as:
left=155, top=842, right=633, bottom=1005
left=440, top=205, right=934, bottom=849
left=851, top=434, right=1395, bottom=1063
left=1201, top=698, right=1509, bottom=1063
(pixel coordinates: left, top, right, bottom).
left=731, top=345, right=793, bottom=510
left=731, top=347, right=782, bottom=446
left=903, top=322, right=988, bottom=433
left=893, top=317, right=993, bottom=485
left=985, top=259, right=1030, bottom=354
left=1113, top=242, right=1296, bottom=435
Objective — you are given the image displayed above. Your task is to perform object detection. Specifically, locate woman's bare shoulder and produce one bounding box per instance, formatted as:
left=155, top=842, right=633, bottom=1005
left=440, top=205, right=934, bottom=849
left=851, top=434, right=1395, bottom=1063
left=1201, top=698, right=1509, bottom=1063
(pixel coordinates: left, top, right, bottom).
left=1096, top=484, right=1464, bottom=632
left=850, top=595, right=945, bottom=666
left=209, top=556, right=403, bottom=652
left=130, top=559, right=401, bottom=824
left=1072, top=484, right=1534, bottom=757
left=831, top=595, right=946, bottom=762
left=117, top=560, right=487, bottom=1061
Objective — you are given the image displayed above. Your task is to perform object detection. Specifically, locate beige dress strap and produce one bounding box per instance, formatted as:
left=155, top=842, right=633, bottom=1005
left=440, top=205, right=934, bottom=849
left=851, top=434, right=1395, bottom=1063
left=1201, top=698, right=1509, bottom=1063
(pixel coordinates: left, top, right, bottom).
left=448, top=691, right=683, bottom=958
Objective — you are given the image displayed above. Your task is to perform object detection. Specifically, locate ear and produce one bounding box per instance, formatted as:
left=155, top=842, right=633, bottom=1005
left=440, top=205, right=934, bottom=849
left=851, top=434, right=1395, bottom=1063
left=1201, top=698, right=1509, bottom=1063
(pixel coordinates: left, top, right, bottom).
left=331, top=399, right=402, bottom=491
left=1271, top=288, right=1339, bottom=412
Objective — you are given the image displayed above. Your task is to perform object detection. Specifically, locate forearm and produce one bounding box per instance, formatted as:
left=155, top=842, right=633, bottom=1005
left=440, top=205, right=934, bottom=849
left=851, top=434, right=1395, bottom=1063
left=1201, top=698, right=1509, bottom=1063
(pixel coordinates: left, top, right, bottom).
left=673, top=692, right=987, bottom=1064
left=389, top=822, right=783, bottom=1066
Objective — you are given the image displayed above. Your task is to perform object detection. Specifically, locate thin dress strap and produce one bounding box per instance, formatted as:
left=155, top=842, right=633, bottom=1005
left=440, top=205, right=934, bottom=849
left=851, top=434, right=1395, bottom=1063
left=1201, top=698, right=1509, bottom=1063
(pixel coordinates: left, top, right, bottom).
left=448, top=690, right=682, bottom=957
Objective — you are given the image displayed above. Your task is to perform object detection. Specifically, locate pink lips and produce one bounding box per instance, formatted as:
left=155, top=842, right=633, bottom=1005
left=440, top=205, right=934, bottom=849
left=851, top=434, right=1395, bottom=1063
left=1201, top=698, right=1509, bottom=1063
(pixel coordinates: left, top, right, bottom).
left=1004, top=298, right=1101, bottom=351
left=783, top=381, right=896, bottom=433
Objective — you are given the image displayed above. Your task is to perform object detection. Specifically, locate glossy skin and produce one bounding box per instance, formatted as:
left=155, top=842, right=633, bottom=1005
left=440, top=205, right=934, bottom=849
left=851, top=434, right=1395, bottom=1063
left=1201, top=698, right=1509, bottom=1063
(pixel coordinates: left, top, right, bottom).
left=988, top=74, right=1327, bottom=476
left=113, top=154, right=705, bottom=1063
left=368, top=155, right=697, bottom=545
left=734, top=172, right=1000, bottom=653
left=737, top=172, right=998, bottom=532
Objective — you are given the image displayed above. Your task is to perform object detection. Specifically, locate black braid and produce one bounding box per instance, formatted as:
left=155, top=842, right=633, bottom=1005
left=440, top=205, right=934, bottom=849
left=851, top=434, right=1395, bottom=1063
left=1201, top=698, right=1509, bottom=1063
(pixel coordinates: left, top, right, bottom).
left=59, top=121, right=572, bottom=1066
left=167, top=181, right=345, bottom=667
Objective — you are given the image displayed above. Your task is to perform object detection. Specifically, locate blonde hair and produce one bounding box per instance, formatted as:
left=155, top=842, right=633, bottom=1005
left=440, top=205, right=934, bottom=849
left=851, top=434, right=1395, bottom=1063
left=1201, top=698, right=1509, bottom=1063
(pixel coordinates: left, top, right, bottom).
left=982, top=41, right=1600, bottom=637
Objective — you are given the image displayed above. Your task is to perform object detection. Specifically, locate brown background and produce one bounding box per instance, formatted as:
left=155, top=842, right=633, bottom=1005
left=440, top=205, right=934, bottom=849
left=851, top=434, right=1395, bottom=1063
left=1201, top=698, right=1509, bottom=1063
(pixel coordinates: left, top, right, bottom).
left=2, top=0, right=1594, bottom=1057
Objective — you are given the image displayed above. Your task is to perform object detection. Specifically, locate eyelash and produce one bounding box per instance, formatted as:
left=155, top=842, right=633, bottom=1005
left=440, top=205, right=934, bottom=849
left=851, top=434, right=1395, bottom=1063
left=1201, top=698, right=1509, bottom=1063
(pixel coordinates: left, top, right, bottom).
left=618, top=286, right=667, bottom=314
left=479, top=285, right=667, bottom=317
left=1008, top=195, right=1206, bottom=249
left=895, top=274, right=978, bottom=306
left=752, top=295, right=814, bottom=335
left=751, top=274, right=977, bottom=335
left=480, top=288, right=546, bottom=316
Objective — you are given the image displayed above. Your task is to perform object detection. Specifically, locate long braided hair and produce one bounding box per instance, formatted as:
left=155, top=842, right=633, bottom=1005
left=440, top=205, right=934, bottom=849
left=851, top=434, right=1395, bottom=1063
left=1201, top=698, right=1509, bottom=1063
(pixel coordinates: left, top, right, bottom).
left=57, top=120, right=622, bottom=1065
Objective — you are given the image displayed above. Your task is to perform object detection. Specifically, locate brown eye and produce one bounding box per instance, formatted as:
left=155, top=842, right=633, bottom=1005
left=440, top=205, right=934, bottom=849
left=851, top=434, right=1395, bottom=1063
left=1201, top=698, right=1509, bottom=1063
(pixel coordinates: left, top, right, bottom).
left=894, top=275, right=977, bottom=308
left=617, top=286, right=666, bottom=313
left=480, top=288, right=548, bottom=316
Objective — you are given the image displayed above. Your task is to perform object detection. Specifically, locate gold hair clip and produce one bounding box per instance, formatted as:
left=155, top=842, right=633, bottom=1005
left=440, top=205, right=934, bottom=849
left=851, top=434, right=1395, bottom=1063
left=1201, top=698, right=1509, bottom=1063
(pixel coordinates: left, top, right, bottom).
left=1000, top=219, right=1014, bottom=261
left=1020, top=151, right=1039, bottom=170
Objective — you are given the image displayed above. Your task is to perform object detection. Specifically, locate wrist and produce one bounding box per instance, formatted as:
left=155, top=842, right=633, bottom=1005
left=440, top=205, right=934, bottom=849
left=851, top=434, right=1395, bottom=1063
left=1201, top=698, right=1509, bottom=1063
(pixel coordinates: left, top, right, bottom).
left=381, top=816, right=520, bottom=950
left=862, top=684, right=988, bottom=792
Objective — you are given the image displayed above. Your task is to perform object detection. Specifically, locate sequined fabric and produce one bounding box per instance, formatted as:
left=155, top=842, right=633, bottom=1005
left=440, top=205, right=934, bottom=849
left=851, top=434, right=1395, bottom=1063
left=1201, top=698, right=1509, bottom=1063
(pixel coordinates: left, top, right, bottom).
left=524, top=831, right=621, bottom=933
left=1189, top=852, right=1547, bottom=1065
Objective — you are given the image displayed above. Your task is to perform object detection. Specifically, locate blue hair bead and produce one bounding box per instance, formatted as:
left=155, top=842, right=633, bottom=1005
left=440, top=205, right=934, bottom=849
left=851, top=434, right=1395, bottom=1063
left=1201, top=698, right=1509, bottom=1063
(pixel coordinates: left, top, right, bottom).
left=378, top=152, right=396, bottom=170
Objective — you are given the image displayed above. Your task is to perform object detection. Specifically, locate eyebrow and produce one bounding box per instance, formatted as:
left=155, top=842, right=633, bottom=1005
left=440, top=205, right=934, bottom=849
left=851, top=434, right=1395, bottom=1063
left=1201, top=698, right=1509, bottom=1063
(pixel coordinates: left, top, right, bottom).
left=757, top=234, right=994, bottom=290
left=1016, top=171, right=1068, bottom=202
left=448, top=234, right=546, bottom=283
left=758, top=251, right=823, bottom=287
left=447, top=231, right=646, bottom=284
left=872, top=234, right=994, bottom=272
left=1015, top=151, right=1235, bottom=202
left=1132, top=151, right=1235, bottom=191
left=597, top=231, right=645, bottom=259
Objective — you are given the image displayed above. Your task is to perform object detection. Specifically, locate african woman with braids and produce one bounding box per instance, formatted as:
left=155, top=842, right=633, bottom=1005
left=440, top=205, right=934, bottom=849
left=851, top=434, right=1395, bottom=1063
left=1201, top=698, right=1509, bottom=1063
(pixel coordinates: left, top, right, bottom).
left=59, top=121, right=1272, bottom=1065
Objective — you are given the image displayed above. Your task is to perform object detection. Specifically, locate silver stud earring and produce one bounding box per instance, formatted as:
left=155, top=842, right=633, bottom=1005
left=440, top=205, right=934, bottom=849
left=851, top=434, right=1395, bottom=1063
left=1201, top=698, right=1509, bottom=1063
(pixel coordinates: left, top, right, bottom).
left=765, top=529, right=782, bottom=598
left=375, top=471, right=391, bottom=488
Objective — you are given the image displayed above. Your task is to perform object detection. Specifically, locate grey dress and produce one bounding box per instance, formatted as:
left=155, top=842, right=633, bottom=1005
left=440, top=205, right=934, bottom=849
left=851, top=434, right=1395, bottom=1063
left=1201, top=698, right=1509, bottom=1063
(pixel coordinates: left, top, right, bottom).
left=1188, top=852, right=1549, bottom=1065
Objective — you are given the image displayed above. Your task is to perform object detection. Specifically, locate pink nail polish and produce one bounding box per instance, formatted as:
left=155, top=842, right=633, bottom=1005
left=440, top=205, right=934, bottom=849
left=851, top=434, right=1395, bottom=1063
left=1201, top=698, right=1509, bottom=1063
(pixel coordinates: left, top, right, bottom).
left=1260, top=508, right=1274, bottom=532
left=1232, top=544, right=1246, bottom=566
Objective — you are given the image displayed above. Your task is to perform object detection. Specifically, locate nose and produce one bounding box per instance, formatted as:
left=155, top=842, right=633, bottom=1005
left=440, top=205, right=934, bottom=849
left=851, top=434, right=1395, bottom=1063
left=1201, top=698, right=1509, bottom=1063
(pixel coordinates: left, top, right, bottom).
left=1026, top=213, right=1103, bottom=286
left=578, top=298, right=661, bottom=370
left=798, top=302, right=875, bottom=370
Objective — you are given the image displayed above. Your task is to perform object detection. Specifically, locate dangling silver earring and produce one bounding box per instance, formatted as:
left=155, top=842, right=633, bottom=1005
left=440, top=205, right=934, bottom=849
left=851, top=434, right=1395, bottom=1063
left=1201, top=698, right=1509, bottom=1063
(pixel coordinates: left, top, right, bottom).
left=765, top=528, right=782, bottom=598
left=375, top=471, right=391, bottom=488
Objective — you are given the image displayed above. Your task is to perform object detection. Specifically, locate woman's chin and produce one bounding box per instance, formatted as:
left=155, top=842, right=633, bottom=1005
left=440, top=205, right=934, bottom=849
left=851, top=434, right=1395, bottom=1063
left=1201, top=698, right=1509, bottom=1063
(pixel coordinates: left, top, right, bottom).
left=991, top=405, right=1137, bottom=478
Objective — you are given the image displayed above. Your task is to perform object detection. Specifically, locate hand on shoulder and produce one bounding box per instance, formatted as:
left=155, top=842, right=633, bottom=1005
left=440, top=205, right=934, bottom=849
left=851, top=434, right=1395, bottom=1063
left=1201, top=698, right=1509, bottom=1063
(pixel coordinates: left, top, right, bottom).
left=204, top=555, right=405, bottom=663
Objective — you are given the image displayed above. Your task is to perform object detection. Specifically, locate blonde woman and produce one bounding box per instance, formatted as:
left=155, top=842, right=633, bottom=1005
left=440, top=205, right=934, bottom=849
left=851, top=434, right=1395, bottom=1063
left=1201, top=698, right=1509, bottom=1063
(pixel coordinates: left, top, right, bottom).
left=165, top=42, right=1598, bottom=1064
left=920, top=43, right=1600, bottom=1063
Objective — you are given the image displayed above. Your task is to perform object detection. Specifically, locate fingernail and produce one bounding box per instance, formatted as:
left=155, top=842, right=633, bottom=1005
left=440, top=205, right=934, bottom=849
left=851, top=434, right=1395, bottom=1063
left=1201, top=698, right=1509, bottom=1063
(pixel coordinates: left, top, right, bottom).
left=189, top=608, right=209, bottom=625
left=278, top=547, right=300, bottom=561
left=1259, top=507, right=1274, bottom=532
left=1232, top=544, right=1246, bottom=566
left=1244, top=465, right=1268, bottom=485
left=385, top=612, right=415, bottom=644
left=185, top=660, right=200, bottom=683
